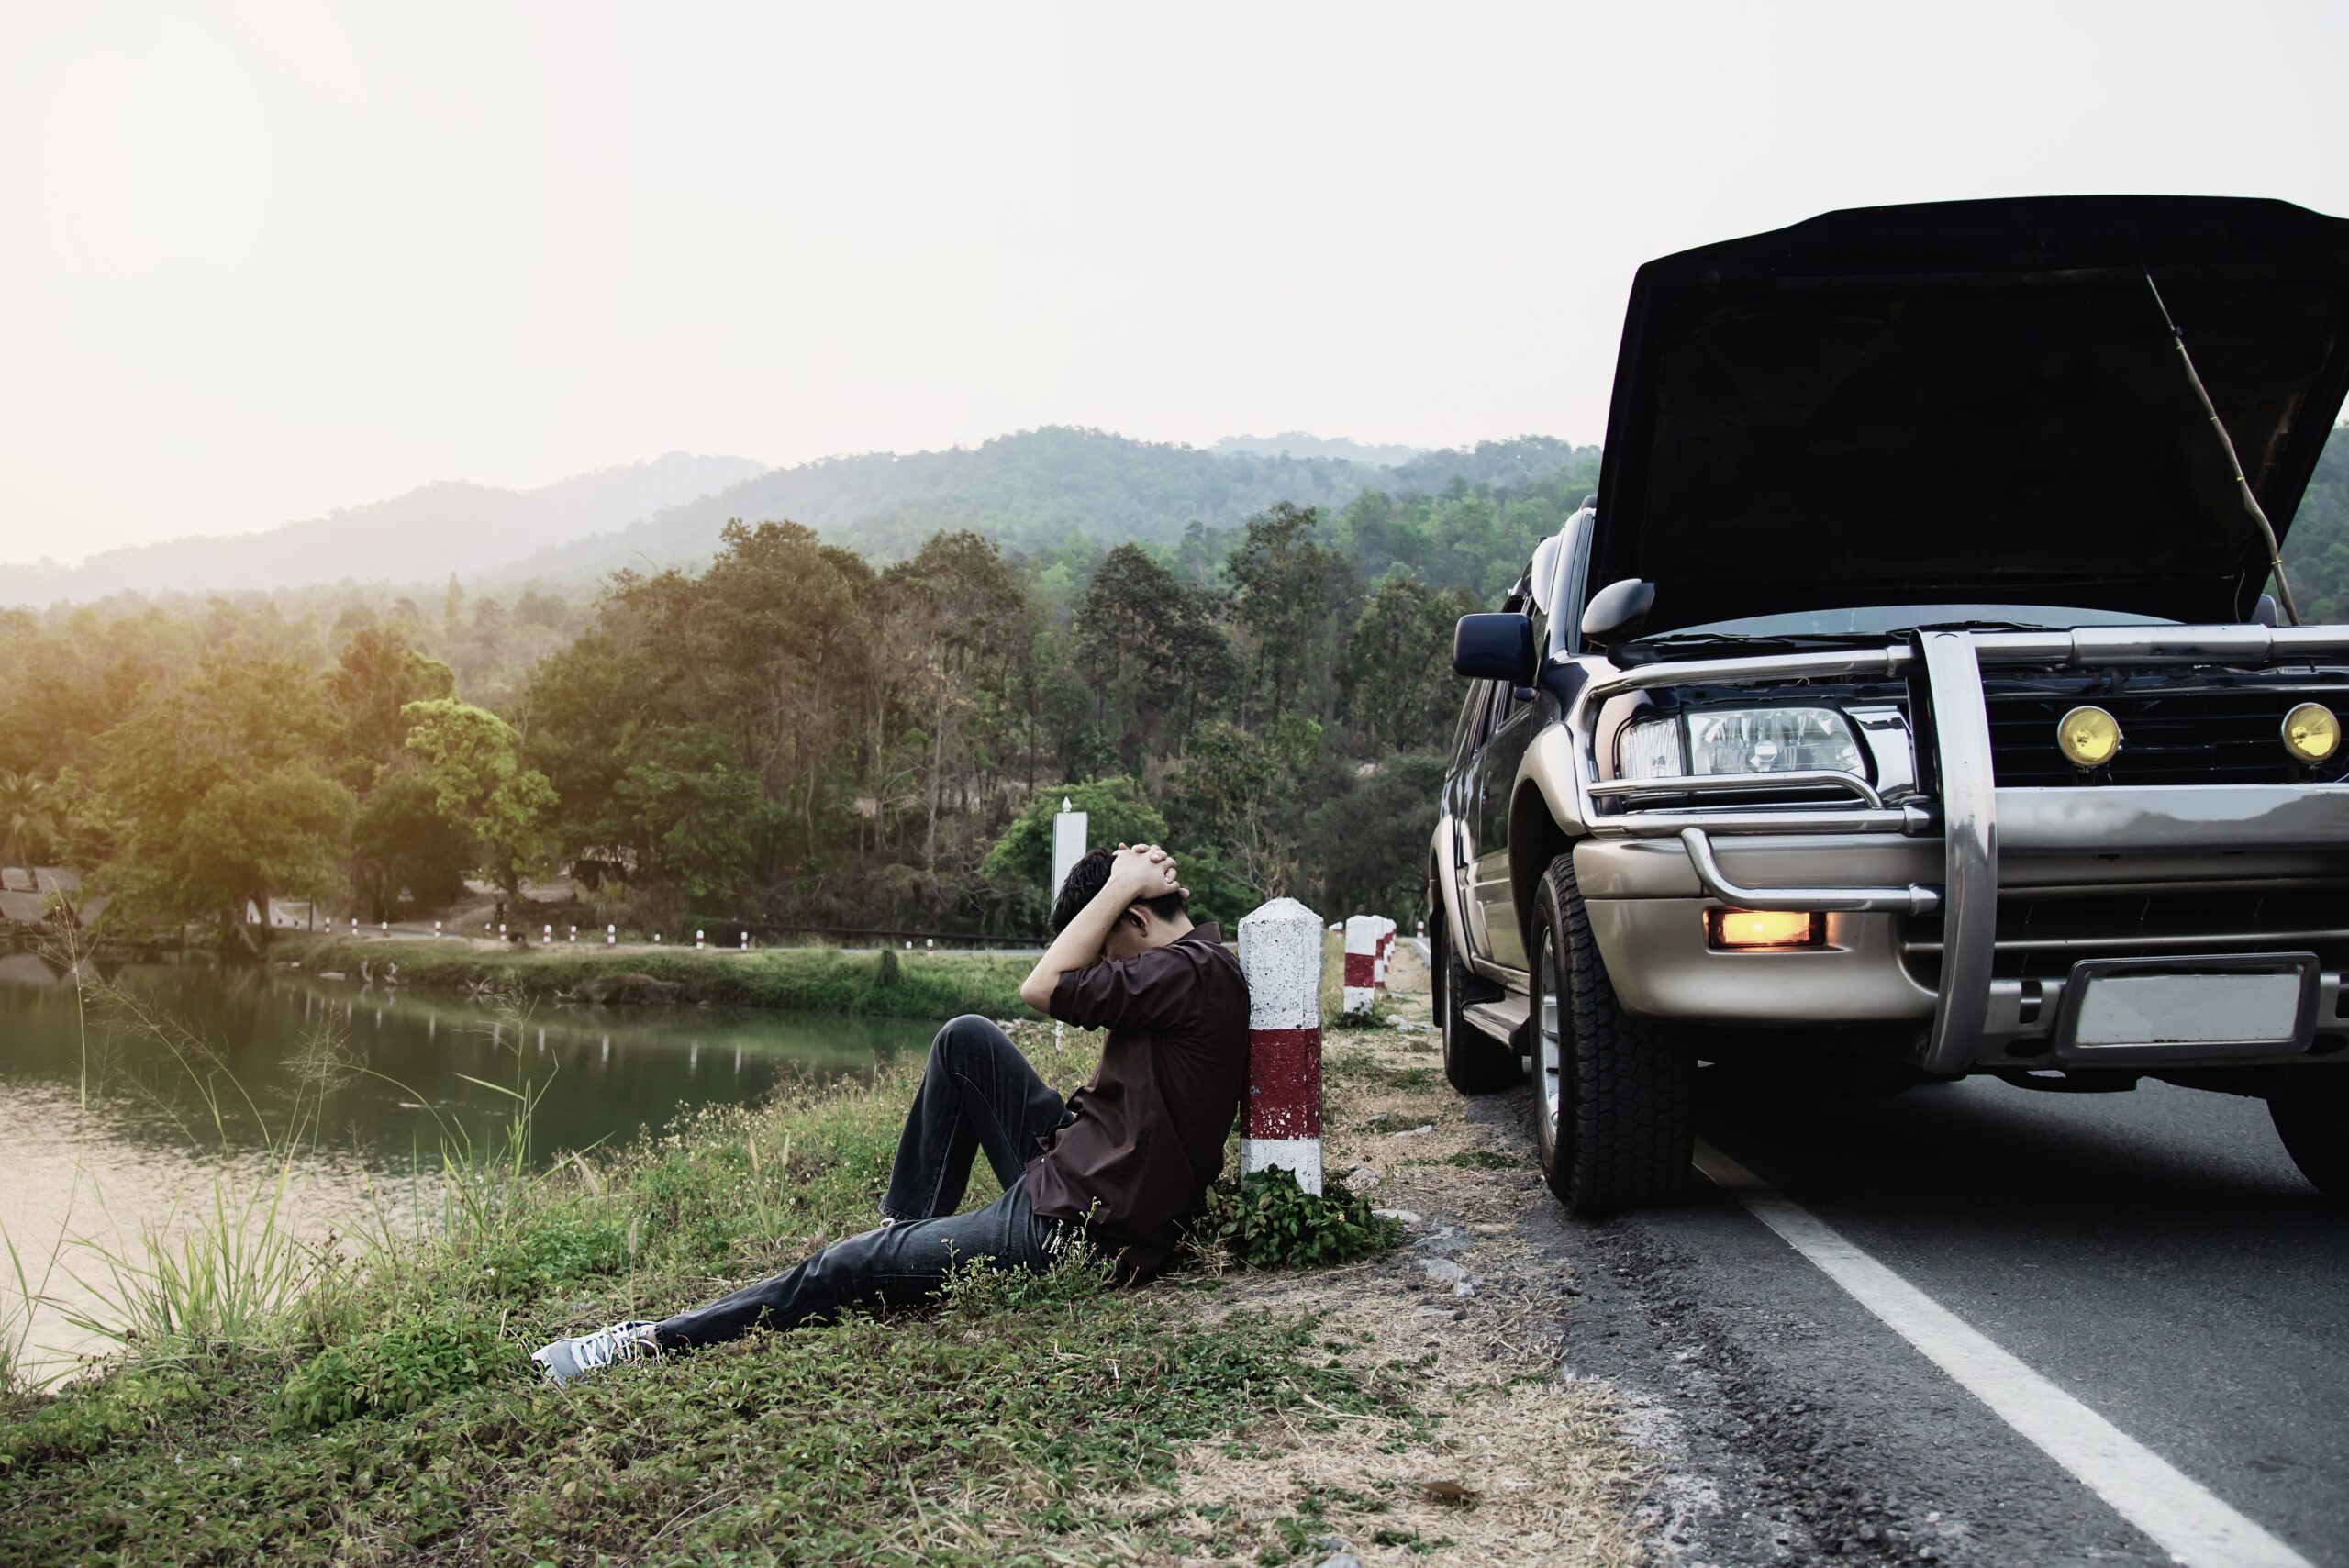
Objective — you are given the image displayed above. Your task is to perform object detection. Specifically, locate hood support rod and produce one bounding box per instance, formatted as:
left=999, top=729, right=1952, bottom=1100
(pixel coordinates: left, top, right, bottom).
left=2144, top=272, right=2301, bottom=626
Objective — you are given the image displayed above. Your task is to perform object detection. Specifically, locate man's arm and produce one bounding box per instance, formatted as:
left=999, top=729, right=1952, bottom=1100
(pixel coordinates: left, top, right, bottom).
left=1017, top=844, right=1179, bottom=1012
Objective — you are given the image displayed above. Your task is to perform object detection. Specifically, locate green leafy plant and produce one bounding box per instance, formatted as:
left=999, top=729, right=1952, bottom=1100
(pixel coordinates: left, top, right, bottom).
left=273, top=1304, right=518, bottom=1432
left=1186, top=1167, right=1401, bottom=1270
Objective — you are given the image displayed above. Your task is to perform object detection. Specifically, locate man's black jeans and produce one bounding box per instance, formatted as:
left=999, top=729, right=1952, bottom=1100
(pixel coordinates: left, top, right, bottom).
left=654, top=1014, right=1075, bottom=1350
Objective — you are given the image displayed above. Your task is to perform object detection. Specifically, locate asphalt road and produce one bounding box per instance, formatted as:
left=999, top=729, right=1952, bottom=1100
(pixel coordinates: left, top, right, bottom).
left=1545, top=1070, right=2349, bottom=1566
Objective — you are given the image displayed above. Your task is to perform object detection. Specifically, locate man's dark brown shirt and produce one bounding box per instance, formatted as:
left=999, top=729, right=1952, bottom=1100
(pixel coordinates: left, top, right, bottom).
left=1027, top=922, right=1250, bottom=1280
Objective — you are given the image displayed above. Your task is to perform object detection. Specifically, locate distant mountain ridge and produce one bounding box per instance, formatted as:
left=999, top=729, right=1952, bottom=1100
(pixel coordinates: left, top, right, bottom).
left=0, top=429, right=1598, bottom=605
left=0, top=452, right=768, bottom=606
left=495, top=428, right=1596, bottom=584
left=1209, top=432, right=1421, bottom=466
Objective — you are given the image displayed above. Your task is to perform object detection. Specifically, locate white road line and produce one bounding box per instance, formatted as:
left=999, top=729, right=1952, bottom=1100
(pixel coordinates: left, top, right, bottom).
left=1692, top=1140, right=2312, bottom=1568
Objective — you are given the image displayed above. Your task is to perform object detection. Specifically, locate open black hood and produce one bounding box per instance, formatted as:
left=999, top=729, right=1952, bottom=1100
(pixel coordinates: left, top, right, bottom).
left=1588, top=196, right=2349, bottom=633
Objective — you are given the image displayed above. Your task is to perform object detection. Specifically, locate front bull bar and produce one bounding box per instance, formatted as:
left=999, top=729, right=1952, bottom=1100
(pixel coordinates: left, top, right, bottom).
left=1570, top=625, right=2349, bottom=1074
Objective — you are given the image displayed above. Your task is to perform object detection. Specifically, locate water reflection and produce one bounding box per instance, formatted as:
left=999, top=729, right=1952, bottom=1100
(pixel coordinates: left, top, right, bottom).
left=0, top=957, right=941, bottom=1376
left=0, top=960, right=933, bottom=1168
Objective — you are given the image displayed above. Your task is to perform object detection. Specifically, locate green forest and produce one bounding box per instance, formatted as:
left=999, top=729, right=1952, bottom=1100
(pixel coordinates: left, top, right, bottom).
left=9, top=424, right=2349, bottom=952
left=0, top=439, right=1602, bottom=948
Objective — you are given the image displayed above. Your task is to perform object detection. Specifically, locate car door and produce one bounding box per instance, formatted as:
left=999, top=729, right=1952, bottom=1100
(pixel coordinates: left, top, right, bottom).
left=1468, top=675, right=1538, bottom=973
left=1447, top=680, right=1500, bottom=959
left=1463, top=571, right=1549, bottom=975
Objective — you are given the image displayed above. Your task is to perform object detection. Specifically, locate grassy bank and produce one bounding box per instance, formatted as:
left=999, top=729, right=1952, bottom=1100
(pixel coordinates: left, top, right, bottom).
left=0, top=1020, right=1419, bottom=1566
left=276, top=935, right=1036, bottom=1020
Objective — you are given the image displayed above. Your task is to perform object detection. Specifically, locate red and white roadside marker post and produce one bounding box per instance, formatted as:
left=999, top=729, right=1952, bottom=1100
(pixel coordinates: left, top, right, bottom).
left=1239, top=897, right=1325, bottom=1195
left=1342, top=914, right=1381, bottom=1017
left=1373, top=917, right=1395, bottom=991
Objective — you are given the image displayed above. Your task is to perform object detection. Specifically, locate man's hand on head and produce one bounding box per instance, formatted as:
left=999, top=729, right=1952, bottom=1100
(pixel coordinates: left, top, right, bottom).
left=1113, top=842, right=1187, bottom=900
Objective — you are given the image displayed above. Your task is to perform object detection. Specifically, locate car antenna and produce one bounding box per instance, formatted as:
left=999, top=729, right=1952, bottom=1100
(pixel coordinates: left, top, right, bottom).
left=2143, top=272, right=2301, bottom=625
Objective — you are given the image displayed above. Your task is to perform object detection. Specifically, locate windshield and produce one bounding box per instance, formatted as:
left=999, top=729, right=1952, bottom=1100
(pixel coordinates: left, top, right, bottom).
left=1650, top=604, right=2176, bottom=640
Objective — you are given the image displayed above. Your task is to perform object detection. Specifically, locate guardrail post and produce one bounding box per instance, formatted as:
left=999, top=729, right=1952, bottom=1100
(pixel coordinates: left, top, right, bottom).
left=1342, top=914, right=1379, bottom=1016
left=1239, top=896, right=1325, bottom=1194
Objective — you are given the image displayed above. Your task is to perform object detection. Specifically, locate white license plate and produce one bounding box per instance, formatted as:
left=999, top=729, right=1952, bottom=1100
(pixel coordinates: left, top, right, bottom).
left=2070, top=970, right=2306, bottom=1049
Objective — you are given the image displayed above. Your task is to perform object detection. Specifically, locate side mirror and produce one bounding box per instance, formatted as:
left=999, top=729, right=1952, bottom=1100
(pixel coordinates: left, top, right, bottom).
left=1453, top=613, right=1537, bottom=683
left=1581, top=578, right=1655, bottom=648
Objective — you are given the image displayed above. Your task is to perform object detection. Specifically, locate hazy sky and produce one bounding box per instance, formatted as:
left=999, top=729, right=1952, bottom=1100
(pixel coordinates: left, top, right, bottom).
left=6, top=1, right=2348, bottom=563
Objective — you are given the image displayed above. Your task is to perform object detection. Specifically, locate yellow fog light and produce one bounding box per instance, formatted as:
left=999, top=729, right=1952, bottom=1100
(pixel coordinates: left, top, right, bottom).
left=2056, top=705, right=2121, bottom=769
left=1706, top=908, right=1825, bottom=951
left=2283, top=702, right=2341, bottom=763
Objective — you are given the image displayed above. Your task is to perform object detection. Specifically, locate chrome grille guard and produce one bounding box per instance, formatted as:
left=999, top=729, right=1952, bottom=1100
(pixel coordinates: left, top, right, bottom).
left=1570, top=625, right=2349, bottom=1073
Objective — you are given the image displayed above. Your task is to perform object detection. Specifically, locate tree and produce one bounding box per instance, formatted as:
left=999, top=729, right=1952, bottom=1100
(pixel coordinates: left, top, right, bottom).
left=328, top=627, right=456, bottom=766
left=401, top=698, right=560, bottom=900
left=1225, top=503, right=1358, bottom=725
left=94, top=647, right=354, bottom=949
left=350, top=765, right=474, bottom=918
left=0, top=768, right=58, bottom=870
left=981, top=777, right=1170, bottom=927
left=1161, top=717, right=1322, bottom=903
left=1343, top=573, right=1475, bottom=751
left=1073, top=543, right=1236, bottom=769
left=609, top=725, right=768, bottom=902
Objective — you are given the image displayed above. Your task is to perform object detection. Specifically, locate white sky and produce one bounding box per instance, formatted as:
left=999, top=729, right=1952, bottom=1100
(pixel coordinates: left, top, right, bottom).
left=5, top=0, right=2347, bottom=563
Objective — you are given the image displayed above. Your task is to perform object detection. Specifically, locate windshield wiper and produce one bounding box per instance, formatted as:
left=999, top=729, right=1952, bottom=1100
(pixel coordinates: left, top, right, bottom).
left=1619, top=631, right=1887, bottom=663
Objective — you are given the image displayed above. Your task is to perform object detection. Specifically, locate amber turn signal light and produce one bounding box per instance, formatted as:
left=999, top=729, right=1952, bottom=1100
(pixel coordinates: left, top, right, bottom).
left=1706, top=907, right=1826, bottom=951
left=2282, top=702, right=2341, bottom=763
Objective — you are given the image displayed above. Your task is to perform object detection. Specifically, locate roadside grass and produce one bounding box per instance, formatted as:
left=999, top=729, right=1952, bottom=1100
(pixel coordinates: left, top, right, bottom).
left=0, top=1017, right=1417, bottom=1565
left=274, top=935, right=1039, bottom=1020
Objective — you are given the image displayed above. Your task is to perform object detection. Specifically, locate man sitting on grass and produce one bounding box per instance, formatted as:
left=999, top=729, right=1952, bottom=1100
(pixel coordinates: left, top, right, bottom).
left=532, top=841, right=1251, bottom=1383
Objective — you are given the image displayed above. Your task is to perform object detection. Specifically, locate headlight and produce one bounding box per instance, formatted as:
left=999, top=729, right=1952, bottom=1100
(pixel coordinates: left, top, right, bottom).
left=1618, top=706, right=1866, bottom=780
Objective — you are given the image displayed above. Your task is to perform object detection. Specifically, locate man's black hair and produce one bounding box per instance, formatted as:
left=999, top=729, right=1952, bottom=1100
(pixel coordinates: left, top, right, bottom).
left=1050, top=845, right=1187, bottom=935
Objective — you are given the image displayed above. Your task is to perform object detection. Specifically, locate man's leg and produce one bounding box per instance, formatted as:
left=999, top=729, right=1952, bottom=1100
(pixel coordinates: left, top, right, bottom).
left=882, top=1014, right=1065, bottom=1223
left=651, top=1173, right=1071, bottom=1351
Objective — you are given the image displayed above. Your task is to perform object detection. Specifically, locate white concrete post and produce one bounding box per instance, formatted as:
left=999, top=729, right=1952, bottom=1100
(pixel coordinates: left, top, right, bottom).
left=1239, top=896, right=1325, bottom=1194
left=380, top=920, right=388, bottom=937
left=607, top=924, right=616, bottom=945
left=433, top=919, right=441, bottom=938
left=569, top=925, right=577, bottom=943
left=542, top=923, right=551, bottom=944
left=740, top=929, right=749, bottom=950
left=653, top=933, right=662, bottom=944
left=1050, top=797, right=1088, bottom=904
left=1342, top=914, right=1380, bottom=1016
left=1374, top=917, right=1395, bottom=989
left=696, top=929, right=705, bottom=950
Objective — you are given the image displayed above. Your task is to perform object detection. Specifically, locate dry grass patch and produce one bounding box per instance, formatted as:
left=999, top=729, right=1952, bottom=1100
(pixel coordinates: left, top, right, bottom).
left=1084, top=942, right=1653, bottom=1566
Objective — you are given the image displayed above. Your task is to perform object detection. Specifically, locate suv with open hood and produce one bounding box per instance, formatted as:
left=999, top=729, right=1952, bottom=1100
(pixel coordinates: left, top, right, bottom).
left=1431, top=195, right=2349, bottom=1214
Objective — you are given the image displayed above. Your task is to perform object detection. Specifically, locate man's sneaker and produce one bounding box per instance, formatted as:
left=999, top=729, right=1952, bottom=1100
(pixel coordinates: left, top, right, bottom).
left=532, top=1320, right=659, bottom=1385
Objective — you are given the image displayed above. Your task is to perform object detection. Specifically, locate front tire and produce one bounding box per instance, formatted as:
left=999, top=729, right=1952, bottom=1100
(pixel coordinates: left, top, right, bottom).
left=1435, top=904, right=1519, bottom=1094
left=2270, top=1082, right=2349, bottom=1199
left=1531, top=851, right=1694, bottom=1215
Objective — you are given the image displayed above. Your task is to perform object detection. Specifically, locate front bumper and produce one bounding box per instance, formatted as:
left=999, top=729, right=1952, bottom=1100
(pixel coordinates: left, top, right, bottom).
left=1573, top=627, right=2349, bottom=1073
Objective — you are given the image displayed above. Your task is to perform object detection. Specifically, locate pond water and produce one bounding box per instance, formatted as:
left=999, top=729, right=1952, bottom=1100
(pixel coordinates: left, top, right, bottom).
left=0, top=955, right=943, bottom=1378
